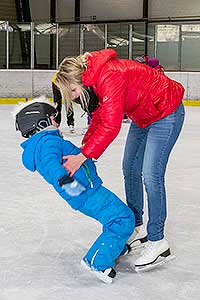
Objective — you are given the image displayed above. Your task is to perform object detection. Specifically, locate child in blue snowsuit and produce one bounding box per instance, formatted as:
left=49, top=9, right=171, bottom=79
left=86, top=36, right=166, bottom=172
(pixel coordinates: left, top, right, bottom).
left=15, top=97, right=135, bottom=283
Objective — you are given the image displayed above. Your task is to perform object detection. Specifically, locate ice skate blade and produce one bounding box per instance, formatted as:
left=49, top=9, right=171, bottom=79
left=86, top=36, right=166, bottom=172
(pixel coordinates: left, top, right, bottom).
left=80, top=260, right=114, bottom=284
left=93, top=270, right=114, bottom=284
left=81, top=259, right=91, bottom=271
left=134, top=254, right=176, bottom=272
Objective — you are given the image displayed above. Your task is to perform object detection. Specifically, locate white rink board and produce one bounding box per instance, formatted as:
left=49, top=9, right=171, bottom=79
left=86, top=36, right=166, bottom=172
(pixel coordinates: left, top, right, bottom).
left=1, top=70, right=200, bottom=100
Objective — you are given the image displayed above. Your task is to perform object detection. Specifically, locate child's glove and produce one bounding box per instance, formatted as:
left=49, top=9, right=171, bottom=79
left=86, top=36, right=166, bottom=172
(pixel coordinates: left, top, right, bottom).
left=62, top=179, right=86, bottom=196
left=58, top=175, right=86, bottom=197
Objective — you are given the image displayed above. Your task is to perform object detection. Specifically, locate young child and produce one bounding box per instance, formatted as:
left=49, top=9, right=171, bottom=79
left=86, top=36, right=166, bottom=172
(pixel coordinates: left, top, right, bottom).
left=14, top=96, right=135, bottom=284
left=52, top=72, right=75, bottom=133
left=52, top=72, right=98, bottom=135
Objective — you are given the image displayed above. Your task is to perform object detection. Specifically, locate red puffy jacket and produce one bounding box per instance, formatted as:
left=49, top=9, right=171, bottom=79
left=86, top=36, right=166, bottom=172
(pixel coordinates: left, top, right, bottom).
left=81, top=49, right=184, bottom=159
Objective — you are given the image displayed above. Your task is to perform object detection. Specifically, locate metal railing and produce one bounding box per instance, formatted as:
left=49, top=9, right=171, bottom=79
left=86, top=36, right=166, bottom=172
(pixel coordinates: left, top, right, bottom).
left=0, top=19, right=200, bottom=71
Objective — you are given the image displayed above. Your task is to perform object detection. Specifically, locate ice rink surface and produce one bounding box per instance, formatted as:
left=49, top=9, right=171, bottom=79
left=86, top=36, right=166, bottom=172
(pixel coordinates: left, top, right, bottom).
left=0, top=104, right=199, bottom=300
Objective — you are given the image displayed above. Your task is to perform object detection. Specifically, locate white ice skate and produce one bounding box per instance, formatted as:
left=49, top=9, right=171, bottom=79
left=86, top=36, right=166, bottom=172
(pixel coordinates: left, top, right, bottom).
left=69, top=125, right=75, bottom=133
left=127, top=225, right=148, bottom=250
left=134, top=239, right=175, bottom=272
left=93, top=267, right=116, bottom=284
left=81, top=259, right=116, bottom=284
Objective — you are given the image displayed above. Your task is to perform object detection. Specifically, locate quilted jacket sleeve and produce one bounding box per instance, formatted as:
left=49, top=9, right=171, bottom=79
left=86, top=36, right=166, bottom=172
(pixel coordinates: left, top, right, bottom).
left=39, top=137, right=68, bottom=186
left=81, top=70, right=127, bottom=159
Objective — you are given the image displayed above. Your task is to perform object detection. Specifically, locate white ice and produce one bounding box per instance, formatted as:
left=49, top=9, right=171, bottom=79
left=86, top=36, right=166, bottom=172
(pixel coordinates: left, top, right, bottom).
left=0, top=104, right=200, bottom=300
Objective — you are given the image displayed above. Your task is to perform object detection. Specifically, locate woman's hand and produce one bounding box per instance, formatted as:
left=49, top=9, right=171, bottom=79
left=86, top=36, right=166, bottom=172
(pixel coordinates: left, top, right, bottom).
left=62, top=152, right=87, bottom=176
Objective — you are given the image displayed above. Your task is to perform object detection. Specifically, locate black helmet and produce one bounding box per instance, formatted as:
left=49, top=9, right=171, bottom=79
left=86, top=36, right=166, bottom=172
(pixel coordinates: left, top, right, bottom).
left=15, top=101, right=58, bottom=138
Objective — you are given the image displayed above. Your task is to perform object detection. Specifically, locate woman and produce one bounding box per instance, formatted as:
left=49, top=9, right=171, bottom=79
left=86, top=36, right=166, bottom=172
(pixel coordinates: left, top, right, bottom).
left=55, top=49, right=185, bottom=270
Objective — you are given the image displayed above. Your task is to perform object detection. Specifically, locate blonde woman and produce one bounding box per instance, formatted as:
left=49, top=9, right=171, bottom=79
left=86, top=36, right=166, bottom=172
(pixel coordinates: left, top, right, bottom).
left=55, top=49, right=185, bottom=271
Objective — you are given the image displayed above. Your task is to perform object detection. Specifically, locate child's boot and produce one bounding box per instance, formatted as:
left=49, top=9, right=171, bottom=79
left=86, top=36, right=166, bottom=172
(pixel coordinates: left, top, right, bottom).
left=81, top=259, right=116, bottom=284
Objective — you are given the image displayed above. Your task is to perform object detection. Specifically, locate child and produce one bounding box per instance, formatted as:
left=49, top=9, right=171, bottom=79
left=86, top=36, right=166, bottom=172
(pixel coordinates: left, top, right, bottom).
left=74, top=86, right=99, bottom=135
left=52, top=72, right=98, bottom=135
left=14, top=96, right=135, bottom=284
left=52, top=73, right=75, bottom=133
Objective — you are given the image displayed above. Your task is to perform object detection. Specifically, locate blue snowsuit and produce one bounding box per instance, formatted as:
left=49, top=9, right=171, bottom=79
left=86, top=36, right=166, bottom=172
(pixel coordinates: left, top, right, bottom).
left=21, top=128, right=135, bottom=271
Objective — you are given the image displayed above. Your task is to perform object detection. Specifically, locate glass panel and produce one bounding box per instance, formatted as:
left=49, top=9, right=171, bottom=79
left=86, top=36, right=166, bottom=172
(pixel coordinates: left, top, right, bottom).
left=34, top=23, right=57, bottom=69
left=0, top=21, right=7, bottom=69
left=58, top=24, right=80, bottom=63
left=147, top=24, right=156, bottom=57
left=9, top=23, right=31, bottom=69
left=181, top=24, right=200, bottom=71
left=83, top=24, right=105, bottom=52
left=155, top=24, right=180, bottom=71
left=131, top=23, right=145, bottom=59
left=107, top=23, right=129, bottom=58
left=2, top=21, right=200, bottom=71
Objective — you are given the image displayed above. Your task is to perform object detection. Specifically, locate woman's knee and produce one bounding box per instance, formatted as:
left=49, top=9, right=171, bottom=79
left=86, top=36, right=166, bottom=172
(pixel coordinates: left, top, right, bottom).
left=143, top=172, right=165, bottom=191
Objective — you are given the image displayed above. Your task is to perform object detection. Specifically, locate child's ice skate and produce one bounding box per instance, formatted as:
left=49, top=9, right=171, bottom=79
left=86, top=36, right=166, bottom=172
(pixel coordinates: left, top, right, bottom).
left=119, top=243, right=132, bottom=257
left=81, top=259, right=116, bottom=284
left=93, top=267, right=116, bottom=284
left=127, top=225, right=148, bottom=250
left=134, top=239, right=175, bottom=272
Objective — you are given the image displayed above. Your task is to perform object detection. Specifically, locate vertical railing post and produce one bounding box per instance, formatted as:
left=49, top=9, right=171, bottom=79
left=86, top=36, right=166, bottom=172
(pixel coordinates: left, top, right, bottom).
left=50, top=0, right=56, bottom=69
left=6, top=21, right=9, bottom=69
left=154, top=25, right=157, bottom=57
left=143, top=0, right=149, bottom=55
left=30, top=22, right=34, bottom=69
left=75, top=0, right=80, bottom=22
left=178, top=24, right=182, bottom=71
left=79, top=24, right=84, bottom=54
left=128, top=24, right=133, bottom=60
left=56, top=23, right=59, bottom=69
left=104, top=24, right=108, bottom=49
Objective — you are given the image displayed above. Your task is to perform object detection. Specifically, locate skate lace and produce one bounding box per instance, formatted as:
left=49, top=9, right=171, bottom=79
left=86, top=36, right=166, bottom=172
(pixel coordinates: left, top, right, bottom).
left=140, top=242, right=155, bottom=258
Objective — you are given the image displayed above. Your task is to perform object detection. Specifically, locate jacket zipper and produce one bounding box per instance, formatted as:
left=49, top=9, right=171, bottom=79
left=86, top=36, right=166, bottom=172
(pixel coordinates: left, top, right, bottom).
left=83, top=163, right=94, bottom=188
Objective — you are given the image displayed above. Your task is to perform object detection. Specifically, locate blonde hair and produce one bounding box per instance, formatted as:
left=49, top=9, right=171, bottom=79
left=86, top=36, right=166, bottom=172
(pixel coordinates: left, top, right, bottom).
left=55, top=53, right=90, bottom=112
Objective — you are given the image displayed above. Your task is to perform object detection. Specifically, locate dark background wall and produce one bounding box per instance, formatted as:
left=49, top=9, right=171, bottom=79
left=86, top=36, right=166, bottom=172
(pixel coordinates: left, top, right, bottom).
left=1, top=0, right=200, bottom=23
left=0, top=0, right=17, bottom=21
left=29, top=0, right=200, bottom=22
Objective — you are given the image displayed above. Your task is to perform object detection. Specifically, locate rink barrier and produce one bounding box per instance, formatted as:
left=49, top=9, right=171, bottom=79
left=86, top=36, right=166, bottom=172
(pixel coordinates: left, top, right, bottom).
left=0, top=98, right=199, bottom=106
left=0, top=98, right=54, bottom=104
left=183, top=100, right=200, bottom=106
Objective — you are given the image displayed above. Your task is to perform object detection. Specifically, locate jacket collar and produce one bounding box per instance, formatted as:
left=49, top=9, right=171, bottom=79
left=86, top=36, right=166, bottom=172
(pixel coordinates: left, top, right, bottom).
left=82, top=49, right=117, bottom=86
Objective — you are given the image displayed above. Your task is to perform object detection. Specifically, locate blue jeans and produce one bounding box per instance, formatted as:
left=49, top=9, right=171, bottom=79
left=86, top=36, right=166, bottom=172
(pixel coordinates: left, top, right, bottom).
left=122, top=104, right=185, bottom=241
